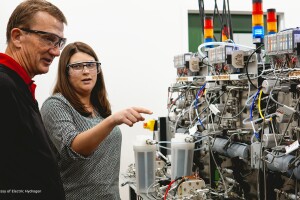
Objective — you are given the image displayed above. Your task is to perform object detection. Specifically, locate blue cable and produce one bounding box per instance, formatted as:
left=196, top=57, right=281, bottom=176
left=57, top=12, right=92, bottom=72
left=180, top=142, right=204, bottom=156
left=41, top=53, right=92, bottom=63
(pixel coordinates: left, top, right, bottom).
left=194, top=83, right=206, bottom=108
left=194, top=83, right=206, bottom=129
left=250, top=89, right=261, bottom=139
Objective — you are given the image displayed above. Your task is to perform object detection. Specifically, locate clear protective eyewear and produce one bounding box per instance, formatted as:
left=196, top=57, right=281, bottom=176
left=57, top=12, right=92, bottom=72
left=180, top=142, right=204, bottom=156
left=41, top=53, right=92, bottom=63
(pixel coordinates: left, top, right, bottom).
left=19, top=28, right=67, bottom=50
left=67, top=61, right=101, bottom=75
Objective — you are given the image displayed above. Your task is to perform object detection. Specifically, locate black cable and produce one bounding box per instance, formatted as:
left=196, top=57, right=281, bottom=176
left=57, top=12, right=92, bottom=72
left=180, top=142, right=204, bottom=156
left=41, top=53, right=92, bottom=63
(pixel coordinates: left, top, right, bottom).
left=173, top=178, right=188, bottom=196
left=198, top=91, right=226, bottom=116
left=213, top=0, right=223, bottom=42
left=227, top=0, right=233, bottom=40
left=217, top=89, right=231, bottom=126
left=263, top=65, right=285, bottom=117
left=222, top=0, right=229, bottom=41
left=278, top=96, right=300, bottom=145
left=245, top=44, right=264, bottom=89
left=214, top=0, right=223, bottom=26
left=198, top=0, right=205, bottom=36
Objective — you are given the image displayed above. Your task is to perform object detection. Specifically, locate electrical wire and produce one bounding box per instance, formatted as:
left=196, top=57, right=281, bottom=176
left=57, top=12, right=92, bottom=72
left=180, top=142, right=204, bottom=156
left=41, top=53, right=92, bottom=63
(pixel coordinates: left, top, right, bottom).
left=245, top=44, right=264, bottom=89
left=277, top=96, right=300, bottom=145
left=227, top=0, right=233, bottom=40
left=249, top=88, right=260, bottom=140
left=198, top=42, right=255, bottom=59
left=258, top=89, right=265, bottom=120
left=146, top=181, right=159, bottom=200
left=164, top=177, right=182, bottom=200
left=173, top=177, right=188, bottom=197
left=198, top=91, right=226, bottom=117
left=158, top=145, right=171, bottom=150
left=242, top=113, right=276, bottom=125
left=208, top=137, right=228, bottom=196
left=221, top=0, right=229, bottom=41
left=198, top=0, right=205, bottom=37
left=194, top=84, right=206, bottom=129
left=214, top=82, right=251, bottom=120
left=213, top=0, right=223, bottom=42
left=189, top=99, right=204, bottom=126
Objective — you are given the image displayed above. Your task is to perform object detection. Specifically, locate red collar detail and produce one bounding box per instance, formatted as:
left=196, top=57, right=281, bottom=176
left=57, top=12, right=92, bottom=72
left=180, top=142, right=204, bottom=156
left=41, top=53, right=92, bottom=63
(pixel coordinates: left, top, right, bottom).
left=0, top=53, right=36, bottom=99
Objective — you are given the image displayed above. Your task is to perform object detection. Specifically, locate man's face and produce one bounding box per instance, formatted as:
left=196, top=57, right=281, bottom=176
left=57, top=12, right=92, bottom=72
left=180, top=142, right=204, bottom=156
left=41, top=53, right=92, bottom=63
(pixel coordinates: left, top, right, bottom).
left=19, top=11, right=65, bottom=77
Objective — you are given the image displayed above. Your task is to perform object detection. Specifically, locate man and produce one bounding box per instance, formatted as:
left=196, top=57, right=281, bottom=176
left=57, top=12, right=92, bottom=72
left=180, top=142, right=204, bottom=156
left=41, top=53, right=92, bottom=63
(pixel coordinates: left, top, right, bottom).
left=0, top=0, right=67, bottom=199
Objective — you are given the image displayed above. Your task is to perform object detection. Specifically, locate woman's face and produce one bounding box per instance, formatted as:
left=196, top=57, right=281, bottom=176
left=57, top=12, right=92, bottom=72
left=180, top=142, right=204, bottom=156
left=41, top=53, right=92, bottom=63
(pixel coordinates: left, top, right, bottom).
left=67, top=52, right=99, bottom=97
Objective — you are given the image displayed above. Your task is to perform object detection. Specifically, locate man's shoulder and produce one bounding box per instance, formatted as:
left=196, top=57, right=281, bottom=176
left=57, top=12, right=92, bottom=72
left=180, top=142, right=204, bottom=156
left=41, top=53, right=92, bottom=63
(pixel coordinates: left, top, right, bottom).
left=0, top=65, right=17, bottom=87
left=0, top=65, right=26, bottom=101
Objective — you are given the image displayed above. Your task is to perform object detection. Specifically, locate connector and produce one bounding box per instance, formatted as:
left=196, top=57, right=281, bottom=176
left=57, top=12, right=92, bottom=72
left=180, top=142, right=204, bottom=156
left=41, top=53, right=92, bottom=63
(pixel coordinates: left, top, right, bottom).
left=262, top=79, right=278, bottom=94
left=209, top=104, right=220, bottom=115
left=184, top=135, right=194, bottom=143
left=146, top=139, right=157, bottom=145
left=275, top=105, right=296, bottom=123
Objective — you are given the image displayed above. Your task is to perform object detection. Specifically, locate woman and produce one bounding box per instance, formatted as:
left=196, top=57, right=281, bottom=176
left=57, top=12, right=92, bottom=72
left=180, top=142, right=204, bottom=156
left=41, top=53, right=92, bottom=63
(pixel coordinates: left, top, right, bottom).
left=41, top=42, right=152, bottom=199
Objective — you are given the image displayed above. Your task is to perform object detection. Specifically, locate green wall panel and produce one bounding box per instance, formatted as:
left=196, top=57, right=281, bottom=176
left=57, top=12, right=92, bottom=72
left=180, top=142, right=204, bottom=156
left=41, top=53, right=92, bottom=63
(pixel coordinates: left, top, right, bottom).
left=188, top=13, right=276, bottom=52
left=188, top=13, right=255, bottom=52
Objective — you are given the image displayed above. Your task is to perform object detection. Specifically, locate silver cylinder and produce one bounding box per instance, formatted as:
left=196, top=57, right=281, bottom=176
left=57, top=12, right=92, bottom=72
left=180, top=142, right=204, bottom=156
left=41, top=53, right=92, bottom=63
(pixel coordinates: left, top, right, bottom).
left=293, top=161, right=300, bottom=180
left=211, top=138, right=228, bottom=156
left=227, top=143, right=249, bottom=159
left=266, top=153, right=294, bottom=173
left=212, top=138, right=249, bottom=159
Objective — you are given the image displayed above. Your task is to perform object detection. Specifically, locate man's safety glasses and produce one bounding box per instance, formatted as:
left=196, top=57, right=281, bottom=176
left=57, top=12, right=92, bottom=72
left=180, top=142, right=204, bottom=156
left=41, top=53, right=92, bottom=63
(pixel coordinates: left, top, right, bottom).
left=20, top=28, right=67, bottom=50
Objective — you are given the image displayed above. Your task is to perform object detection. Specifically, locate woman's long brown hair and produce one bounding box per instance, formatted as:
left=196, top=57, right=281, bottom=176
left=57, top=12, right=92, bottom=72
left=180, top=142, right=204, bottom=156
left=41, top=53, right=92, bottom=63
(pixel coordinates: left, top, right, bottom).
left=53, top=41, right=111, bottom=118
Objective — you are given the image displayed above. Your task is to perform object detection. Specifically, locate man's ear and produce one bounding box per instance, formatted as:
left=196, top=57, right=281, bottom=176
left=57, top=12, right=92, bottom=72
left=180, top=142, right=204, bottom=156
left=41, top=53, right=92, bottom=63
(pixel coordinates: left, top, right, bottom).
left=10, top=28, right=23, bottom=48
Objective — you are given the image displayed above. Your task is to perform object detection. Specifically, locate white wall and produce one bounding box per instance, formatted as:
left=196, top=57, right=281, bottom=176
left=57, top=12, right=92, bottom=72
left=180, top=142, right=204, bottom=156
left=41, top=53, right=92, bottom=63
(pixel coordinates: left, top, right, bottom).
left=1, top=0, right=299, bottom=199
